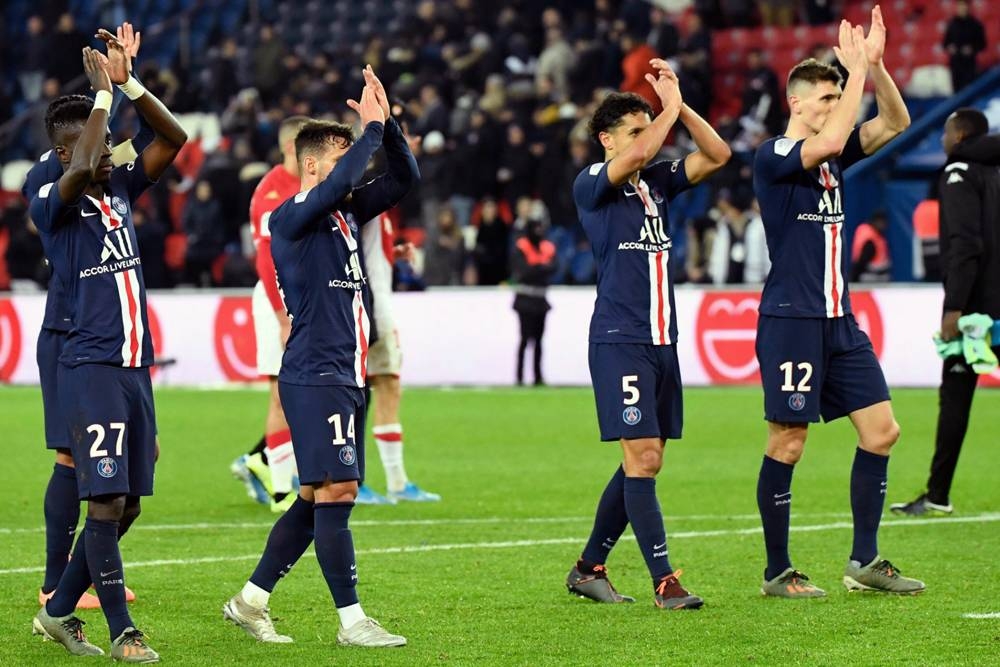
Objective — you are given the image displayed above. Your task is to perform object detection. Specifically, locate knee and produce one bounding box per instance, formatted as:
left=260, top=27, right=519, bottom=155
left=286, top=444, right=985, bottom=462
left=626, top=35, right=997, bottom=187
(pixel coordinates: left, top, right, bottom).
left=87, top=495, right=126, bottom=522
left=630, top=448, right=663, bottom=477
left=766, top=429, right=806, bottom=464
left=122, top=500, right=141, bottom=526
left=55, top=449, right=75, bottom=467
left=864, top=419, right=900, bottom=455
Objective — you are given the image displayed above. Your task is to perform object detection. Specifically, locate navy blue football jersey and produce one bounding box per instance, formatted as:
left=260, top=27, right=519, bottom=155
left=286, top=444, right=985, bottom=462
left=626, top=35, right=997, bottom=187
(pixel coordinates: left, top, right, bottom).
left=753, top=128, right=867, bottom=318
left=24, top=96, right=154, bottom=333
left=574, top=158, right=692, bottom=345
left=270, top=118, right=417, bottom=387
left=30, top=155, right=157, bottom=368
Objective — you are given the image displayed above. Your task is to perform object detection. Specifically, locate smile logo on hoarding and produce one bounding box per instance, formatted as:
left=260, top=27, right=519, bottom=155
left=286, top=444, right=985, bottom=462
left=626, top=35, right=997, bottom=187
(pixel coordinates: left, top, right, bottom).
left=695, top=293, right=761, bottom=383
left=0, top=299, right=23, bottom=382
left=213, top=297, right=259, bottom=381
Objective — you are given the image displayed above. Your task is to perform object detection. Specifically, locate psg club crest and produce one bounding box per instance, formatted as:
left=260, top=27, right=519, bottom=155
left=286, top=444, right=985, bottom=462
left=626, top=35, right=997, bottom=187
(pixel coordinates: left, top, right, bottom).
left=788, top=392, right=807, bottom=412
left=111, top=196, right=128, bottom=216
left=339, top=445, right=357, bottom=466
left=97, top=457, right=118, bottom=478
left=622, top=406, right=642, bottom=426
left=650, top=187, right=664, bottom=204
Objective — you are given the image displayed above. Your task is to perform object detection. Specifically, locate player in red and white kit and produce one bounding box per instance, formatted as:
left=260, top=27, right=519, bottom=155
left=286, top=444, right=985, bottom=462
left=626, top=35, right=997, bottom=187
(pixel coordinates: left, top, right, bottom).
left=231, top=116, right=311, bottom=512
left=359, top=212, right=440, bottom=503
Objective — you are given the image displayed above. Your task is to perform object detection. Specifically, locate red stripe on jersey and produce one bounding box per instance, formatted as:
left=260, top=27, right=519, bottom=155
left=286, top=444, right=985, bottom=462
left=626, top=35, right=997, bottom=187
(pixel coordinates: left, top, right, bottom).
left=122, top=269, right=140, bottom=367
left=829, top=224, right=840, bottom=317
left=655, top=251, right=666, bottom=345
left=357, top=301, right=369, bottom=381
left=99, top=197, right=121, bottom=229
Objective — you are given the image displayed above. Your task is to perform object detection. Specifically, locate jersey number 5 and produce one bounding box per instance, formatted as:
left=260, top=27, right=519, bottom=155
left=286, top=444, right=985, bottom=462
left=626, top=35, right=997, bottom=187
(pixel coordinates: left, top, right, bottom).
left=779, top=362, right=813, bottom=392
left=328, top=413, right=356, bottom=445
left=622, top=375, right=640, bottom=405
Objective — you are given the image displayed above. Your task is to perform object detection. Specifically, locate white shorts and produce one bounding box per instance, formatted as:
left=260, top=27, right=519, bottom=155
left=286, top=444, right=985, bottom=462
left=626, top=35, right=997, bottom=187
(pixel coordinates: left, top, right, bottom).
left=368, top=321, right=402, bottom=377
left=252, top=281, right=284, bottom=377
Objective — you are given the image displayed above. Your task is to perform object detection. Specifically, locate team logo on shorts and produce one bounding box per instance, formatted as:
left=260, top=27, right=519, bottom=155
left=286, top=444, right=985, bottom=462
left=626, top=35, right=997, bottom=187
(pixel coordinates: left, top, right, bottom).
left=788, top=392, right=807, bottom=412
left=97, top=457, right=118, bottom=478
left=111, top=196, right=128, bottom=216
left=339, top=445, right=357, bottom=466
left=622, top=406, right=642, bottom=425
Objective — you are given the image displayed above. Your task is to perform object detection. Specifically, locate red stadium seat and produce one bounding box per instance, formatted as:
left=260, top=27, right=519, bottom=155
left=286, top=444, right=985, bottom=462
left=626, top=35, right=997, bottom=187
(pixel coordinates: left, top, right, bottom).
left=164, top=233, right=187, bottom=271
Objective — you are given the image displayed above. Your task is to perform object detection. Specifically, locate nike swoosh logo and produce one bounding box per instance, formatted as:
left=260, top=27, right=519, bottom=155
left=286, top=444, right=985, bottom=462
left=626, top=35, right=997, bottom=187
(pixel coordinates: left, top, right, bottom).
left=99, top=570, right=119, bottom=577
left=773, top=492, right=792, bottom=499
left=82, top=211, right=99, bottom=217
left=653, top=542, right=667, bottom=550
left=350, top=564, right=357, bottom=571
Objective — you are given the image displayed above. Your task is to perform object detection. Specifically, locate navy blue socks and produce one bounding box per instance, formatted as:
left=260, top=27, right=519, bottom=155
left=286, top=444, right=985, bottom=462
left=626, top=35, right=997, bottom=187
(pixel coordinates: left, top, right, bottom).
left=623, top=477, right=672, bottom=585
left=84, top=518, right=132, bottom=640
left=850, top=448, right=889, bottom=565
left=757, top=455, right=794, bottom=581
left=42, top=463, right=79, bottom=594
left=45, top=532, right=90, bottom=618
left=250, top=496, right=315, bottom=592
left=581, top=466, right=629, bottom=566
left=314, top=502, right=359, bottom=608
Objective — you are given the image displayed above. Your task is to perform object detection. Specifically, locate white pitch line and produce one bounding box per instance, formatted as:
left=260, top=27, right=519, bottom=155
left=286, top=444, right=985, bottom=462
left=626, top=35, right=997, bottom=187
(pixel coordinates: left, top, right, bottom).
left=0, top=512, right=857, bottom=535
left=962, top=612, right=1000, bottom=619
left=2, top=513, right=998, bottom=576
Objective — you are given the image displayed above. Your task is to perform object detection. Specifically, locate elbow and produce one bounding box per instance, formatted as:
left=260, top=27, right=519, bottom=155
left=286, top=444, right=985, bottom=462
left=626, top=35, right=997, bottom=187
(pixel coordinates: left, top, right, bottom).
left=713, top=142, right=733, bottom=167
left=171, top=129, right=189, bottom=148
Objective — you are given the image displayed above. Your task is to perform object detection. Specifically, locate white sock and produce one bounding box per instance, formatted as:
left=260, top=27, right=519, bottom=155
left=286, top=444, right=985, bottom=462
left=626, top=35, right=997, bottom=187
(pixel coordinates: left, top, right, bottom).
left=337, top=602, right=366, bottom=628
left=373, top=423, right=407, bottom=492
left=266, top=432, right=296, bottom=495
left=241, top=581, right=270, bottom=609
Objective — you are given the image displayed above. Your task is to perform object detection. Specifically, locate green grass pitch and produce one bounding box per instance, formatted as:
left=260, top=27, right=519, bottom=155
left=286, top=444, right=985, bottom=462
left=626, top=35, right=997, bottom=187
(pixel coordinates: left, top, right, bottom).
left=1, top=385, right=998, bottom=665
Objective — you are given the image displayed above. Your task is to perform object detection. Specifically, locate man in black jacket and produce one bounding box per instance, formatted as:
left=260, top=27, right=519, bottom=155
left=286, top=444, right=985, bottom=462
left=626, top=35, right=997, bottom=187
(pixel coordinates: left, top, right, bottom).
left=942, top=0, right=986, bottom=92
left=892, top=108, right=1000, bottom=516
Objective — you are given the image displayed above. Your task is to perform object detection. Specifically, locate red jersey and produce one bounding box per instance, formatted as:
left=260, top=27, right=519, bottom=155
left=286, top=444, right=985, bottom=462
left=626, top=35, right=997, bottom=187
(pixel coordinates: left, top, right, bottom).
left=250, top=164, right=300, bottom=312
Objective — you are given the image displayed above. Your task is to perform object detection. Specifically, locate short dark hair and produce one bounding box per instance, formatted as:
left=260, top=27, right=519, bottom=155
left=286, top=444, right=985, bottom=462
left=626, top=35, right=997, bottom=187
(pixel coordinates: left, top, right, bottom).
left=787, top=58, right=843, bottom=92
left=950, top=107, right=989, bottom=141
left=588, top=92, right=654, bottom=144
left=294, top=120, right=355, bottom=165
left=44, top=95, right=93, bottom=144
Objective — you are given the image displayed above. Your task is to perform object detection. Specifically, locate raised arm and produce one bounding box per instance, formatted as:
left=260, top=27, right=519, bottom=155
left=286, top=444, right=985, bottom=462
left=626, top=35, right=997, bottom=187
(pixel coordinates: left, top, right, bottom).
left=276, top=121, right=385, bottom=240
left=677, top=103, right=732, bottom=184
left=97, top=29, right=186, bottom=182
left=57, top=48, right=113, bottom=205
left=799, top=21, right=869, bottom=170
left=349, top=66, right=420, bottom=222
left=606, top=58, right=682, bottom=186
left=858, top=6, right=910, bottom=154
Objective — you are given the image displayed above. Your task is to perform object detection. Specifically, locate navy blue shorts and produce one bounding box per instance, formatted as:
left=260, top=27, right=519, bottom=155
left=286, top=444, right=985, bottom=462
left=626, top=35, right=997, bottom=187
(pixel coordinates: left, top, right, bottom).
left=588, top=343, right=683, bottom=442
left=37, top=328, right=70, bottom=449
left=57, top=364, right=157, bottom=499
left=279, top=382, right=366, bottom=485
left=756, top=315, right=890, bottom=423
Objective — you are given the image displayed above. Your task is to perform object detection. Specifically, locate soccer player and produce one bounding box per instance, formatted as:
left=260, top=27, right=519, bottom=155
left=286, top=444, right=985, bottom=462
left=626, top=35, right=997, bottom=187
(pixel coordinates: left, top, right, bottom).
left=26, top=22, right=148, bottom=611
left=230, top=115, right=311, bottom=512
left=566, top=60, right=731, bottom=609
left=752, top=8, right=924, bottom=597
left=30, top=30, right=187, bottom=661
left=223, top=66, right=417, bottom=647
left=359, top=212, right=441, bottom=504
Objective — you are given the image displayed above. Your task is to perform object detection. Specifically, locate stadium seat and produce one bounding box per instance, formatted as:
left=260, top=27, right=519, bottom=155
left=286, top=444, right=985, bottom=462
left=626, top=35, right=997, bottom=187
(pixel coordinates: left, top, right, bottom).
left=164, top=233, right=188, bottom=271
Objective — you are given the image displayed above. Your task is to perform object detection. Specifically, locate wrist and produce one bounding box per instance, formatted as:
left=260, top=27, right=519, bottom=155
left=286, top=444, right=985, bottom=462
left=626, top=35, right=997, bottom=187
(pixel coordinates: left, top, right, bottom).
left=93, top=90, right=113, bottom=113
left=117, top=75, right=146, bottom=101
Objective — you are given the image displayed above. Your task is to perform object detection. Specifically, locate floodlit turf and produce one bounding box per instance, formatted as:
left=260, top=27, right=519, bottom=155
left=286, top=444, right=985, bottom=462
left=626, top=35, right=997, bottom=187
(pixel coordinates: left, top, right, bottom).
left=1, top=385, right=999, bottom=665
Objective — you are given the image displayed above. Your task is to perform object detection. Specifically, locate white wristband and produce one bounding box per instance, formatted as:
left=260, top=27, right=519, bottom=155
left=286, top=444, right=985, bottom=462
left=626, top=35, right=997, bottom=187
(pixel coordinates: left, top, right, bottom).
left=118, top=76, right=146, bottom=101
left=93, top=90, right=113, bottom=113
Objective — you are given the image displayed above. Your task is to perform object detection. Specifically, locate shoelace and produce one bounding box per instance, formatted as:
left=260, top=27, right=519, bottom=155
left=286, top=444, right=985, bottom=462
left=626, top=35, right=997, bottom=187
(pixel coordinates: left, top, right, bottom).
left=873, top=560, right=899, bottom=578
left=656, top=569, right=686, bottom=597
left=121, top=629, right=149, bottom=648
left=62, top=617, right=87, bottom=643
left=782, top=569, right=811, bottom=583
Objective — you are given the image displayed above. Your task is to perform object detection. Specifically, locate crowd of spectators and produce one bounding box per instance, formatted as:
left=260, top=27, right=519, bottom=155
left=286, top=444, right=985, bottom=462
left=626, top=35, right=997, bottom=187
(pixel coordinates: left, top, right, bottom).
left=0, top=0, right=995, bottom=292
